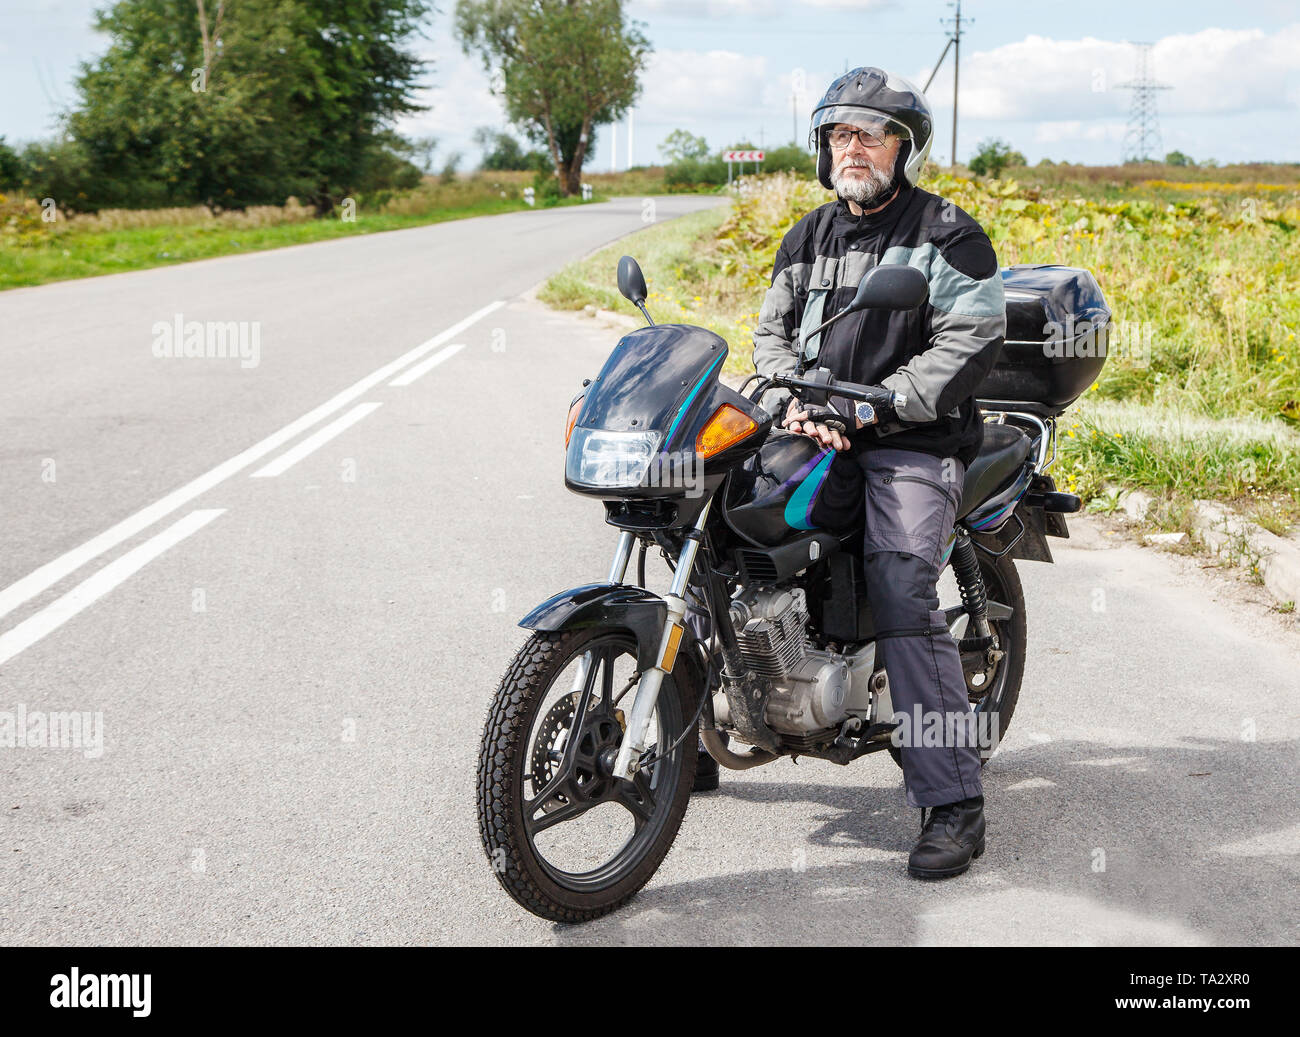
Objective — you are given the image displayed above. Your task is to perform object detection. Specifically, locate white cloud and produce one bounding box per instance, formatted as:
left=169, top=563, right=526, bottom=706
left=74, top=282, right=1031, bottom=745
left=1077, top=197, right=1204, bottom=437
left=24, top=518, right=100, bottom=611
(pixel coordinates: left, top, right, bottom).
left=638, top=48, right=772, bottom=123
left=635, top=0, right=782, bottom=14
left=397, top=35, right=507, bottom=161
left=396, top=19, right=1300, bottom=169
left=633, top=0, right=888, bottom=16
left=1032, top=120, right=1127, bottom=145
left=799, top=0, right=892, bottom=8
left=921, top=23, right=1300, bottom=123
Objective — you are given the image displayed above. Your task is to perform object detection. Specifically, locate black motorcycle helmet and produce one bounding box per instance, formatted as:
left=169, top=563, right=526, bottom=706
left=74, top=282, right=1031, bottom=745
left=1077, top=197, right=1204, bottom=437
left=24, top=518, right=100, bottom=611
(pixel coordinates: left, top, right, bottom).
left=807, top=67, right=934, bottom=191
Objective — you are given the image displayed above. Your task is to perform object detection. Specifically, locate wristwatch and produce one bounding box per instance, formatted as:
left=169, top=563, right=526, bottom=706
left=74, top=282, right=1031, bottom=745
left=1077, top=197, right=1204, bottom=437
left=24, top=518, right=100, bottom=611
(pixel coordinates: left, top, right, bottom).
left=855, top=400, right=878, bottom=427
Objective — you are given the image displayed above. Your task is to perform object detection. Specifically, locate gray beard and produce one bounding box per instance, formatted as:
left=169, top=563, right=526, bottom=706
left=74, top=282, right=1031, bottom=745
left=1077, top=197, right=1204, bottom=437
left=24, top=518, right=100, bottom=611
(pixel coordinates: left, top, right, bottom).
left=831, top=161, right=895, bottom=208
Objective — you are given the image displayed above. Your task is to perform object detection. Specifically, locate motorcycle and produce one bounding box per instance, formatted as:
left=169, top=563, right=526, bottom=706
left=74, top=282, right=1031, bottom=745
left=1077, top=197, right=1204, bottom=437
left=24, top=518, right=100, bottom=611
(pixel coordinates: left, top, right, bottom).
left=477, top=254, right=1107, bottom=922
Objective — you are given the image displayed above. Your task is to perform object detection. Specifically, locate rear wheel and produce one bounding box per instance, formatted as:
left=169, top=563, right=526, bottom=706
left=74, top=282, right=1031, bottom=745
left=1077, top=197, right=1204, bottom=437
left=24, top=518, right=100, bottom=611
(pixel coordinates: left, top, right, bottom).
left=888, top=549, right=1026, bottom=768
left=476, top=627, right=699, bottom=923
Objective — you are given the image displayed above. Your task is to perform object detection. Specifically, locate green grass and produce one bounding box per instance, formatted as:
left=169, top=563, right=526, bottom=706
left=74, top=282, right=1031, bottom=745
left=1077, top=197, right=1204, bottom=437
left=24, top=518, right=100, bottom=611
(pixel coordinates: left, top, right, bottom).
left=1058, top=398, right=1300, bottom=524
left=540, top=168, right=1300, bottom=517
left=1005, top=161, right=1300, bottom=202
left=0, top=167, right=684, bottom=291
left=537, top=203, right=743, bottom=343
left=0, top=197, right=551, bottom=289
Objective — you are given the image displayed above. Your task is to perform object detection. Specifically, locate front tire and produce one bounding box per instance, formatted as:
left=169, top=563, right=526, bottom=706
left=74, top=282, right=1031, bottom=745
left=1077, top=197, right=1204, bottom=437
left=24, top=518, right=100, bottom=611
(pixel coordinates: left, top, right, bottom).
left=476, top=627, right=699, bottom=923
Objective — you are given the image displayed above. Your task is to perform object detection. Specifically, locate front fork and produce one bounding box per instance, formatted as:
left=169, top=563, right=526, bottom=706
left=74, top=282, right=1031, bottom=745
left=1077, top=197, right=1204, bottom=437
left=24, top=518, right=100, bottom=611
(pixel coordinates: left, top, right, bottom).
left=564, top=529, right=640, bottom=700
left=609, top=497, right=714, bottom=781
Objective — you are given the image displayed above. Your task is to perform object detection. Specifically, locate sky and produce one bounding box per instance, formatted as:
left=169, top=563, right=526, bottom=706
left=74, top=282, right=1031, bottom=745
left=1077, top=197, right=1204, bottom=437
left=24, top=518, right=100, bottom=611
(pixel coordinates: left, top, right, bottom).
left=1, top=0, right=1297, bottom=170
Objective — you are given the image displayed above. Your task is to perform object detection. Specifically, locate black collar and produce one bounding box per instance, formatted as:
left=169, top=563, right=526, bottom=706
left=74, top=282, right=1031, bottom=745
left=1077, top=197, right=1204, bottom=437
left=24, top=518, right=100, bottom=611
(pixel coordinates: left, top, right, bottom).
left=833, top=182, right=911, bottom=233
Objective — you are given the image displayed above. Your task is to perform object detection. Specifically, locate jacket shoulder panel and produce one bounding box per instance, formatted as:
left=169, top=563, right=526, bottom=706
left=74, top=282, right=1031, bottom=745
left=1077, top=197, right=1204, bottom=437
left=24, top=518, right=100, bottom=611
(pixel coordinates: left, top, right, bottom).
left=880, top=241, right=1005, bottom=318
left=780, top=200, right=839, bottom=261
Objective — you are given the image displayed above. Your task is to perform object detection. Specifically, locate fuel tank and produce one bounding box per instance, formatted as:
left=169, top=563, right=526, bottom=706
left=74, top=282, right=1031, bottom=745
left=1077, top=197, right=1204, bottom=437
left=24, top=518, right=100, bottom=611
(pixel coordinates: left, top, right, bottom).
left=724, top=431, right=838, bottom=546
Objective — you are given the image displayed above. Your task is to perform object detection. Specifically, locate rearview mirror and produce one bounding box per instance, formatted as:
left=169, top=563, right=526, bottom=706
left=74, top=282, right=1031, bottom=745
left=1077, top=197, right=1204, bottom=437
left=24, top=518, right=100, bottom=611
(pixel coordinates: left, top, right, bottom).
left=617, top=255, right=648, bottom=306
left=847, top=264, right=929, bottom=313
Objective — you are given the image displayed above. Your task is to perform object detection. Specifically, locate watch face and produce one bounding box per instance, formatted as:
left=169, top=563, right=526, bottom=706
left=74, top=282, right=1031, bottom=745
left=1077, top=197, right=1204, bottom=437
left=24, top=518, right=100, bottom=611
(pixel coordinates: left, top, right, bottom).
left=856, top=401, right=876, bottom=425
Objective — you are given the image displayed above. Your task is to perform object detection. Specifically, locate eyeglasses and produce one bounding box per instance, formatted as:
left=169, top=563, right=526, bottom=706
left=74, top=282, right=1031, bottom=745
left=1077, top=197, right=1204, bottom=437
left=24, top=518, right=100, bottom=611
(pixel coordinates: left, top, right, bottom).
left=827, top=126, right=891, bottom=150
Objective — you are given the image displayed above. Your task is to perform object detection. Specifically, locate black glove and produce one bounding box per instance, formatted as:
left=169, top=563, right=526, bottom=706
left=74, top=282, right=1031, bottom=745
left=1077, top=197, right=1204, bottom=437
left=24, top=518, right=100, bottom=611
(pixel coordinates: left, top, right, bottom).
left=791, top=402, right=851, bottom=434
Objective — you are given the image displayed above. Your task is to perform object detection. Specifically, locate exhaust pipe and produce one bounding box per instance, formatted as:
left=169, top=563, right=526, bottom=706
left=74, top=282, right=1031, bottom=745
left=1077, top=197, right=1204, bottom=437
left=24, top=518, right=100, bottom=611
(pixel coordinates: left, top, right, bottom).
left=700, top=729, right=779, bottom=770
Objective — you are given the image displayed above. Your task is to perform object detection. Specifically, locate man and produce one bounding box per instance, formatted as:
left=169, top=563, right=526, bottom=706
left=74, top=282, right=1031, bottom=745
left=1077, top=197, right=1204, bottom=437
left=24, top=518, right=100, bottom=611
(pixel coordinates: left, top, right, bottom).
left=747, top=67, right=1005, bottom=879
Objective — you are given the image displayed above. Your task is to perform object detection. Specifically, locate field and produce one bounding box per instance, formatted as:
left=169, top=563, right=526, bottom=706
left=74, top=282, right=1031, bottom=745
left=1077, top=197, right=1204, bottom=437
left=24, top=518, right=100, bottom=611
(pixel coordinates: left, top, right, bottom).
left=540, top=164, right=1300, bottom=528
left=0, top=167, right=674, bottom=291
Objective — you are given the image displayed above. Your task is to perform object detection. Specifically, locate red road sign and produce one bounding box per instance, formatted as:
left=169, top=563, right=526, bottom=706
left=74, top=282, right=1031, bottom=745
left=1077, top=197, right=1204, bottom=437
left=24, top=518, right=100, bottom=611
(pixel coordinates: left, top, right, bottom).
left=723, top=150, right=765, bottom=162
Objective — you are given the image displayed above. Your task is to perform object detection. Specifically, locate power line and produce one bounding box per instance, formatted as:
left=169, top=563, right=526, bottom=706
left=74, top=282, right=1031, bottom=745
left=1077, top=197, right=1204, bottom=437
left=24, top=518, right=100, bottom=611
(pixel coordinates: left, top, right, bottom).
left=1117, top=42, right=1171, bottom=163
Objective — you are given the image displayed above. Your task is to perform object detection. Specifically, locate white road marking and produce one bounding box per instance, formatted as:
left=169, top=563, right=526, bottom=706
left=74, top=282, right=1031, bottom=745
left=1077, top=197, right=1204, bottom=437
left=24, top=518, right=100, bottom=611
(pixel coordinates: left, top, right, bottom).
left=0, top=509, right=225, bottom=667
left=250, top=403, right=382, bottom=478
left=0, top=301, right=504, bottom=622
left=388, top=343, right=465, bottom=387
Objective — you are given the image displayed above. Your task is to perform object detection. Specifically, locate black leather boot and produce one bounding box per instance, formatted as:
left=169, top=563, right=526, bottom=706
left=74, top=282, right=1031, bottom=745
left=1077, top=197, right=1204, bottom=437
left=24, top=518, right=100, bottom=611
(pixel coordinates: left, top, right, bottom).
left=691, top=738, right=722, bottom=795
left=692, top=740, right=720, bottom=792
left=907, top=795, right=985, bottom=879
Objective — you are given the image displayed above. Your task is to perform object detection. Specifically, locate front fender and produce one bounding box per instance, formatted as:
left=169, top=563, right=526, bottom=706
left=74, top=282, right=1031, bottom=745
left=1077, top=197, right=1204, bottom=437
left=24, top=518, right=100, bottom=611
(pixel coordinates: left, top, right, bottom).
left=520, top=583, right=668, bottom=673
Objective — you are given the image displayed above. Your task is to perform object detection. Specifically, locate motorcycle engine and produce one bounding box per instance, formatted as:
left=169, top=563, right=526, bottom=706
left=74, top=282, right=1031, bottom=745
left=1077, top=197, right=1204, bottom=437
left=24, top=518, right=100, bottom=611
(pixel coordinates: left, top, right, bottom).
left=726, top=587, right=857, bottom=736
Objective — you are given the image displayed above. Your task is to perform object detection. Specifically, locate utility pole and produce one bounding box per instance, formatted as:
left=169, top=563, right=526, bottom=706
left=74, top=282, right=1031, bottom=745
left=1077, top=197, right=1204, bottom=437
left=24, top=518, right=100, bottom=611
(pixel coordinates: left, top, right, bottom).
left=951, top=1, right=960, bottom=168
left=945, top=0, right=968, bottom=168
left=1117, top=43, right=1171, bottom=163
left=627, top=108, right=634, bottom=169
left=925, top=1, right=970, bottom=167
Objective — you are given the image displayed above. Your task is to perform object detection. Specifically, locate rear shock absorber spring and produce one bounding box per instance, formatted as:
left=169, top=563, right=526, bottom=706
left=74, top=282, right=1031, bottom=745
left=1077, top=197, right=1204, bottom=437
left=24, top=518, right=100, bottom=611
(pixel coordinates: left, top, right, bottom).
left=951, top=532, right=992, bottom=644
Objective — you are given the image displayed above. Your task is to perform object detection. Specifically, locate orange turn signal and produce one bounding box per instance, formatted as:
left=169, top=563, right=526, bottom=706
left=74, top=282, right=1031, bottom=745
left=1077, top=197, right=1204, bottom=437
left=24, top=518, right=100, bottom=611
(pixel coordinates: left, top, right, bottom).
left=565, top=396, right=584, bottom=446
left=696, top=403, right=757, bottom=460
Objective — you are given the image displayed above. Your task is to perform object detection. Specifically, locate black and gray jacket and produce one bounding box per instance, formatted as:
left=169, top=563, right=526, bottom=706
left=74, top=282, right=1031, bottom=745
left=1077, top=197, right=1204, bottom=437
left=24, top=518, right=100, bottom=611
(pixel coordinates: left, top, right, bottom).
left=752, top=182, right=1006, bottom=466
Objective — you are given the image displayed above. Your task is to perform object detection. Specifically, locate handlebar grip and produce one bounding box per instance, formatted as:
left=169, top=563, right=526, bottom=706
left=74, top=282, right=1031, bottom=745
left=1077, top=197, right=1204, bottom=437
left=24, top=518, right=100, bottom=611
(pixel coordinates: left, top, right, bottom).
left=772, top=373, right=888, bottom=405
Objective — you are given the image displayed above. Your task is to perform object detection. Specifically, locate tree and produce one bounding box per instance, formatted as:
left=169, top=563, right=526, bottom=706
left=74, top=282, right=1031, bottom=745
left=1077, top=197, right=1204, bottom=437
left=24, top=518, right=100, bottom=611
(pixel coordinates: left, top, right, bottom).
left=473, top=127, right=547, bottom=170
left=65, top=0, right=432, bottom=211
left=18, top=137, right=95, bottom=209
left=440, top=152, right=463, bottom=183
left=455, top=0, right=648, bottom=196
left=408, top=135, right=440, bottom=175
left=0, top=137, right=24, bottom=190
left=968, top=138, right=1026, bottom=179
left=758, top=142, right=814, bottom=178
left=1164, top=150, right=1193, bottom=167
left=659, top=129, right=707, bottom=164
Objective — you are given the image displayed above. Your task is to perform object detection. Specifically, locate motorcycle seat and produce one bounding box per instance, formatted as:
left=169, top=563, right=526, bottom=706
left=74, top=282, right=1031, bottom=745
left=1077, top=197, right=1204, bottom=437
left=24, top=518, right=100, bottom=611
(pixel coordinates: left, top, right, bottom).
left=957, top=423, right=1032, bottom=519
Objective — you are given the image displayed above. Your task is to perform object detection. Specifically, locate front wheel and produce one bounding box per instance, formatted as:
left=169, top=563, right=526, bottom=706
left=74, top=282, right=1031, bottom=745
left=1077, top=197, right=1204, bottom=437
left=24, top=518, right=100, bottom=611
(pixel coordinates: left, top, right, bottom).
left=476, top=627, right=699, bottom=923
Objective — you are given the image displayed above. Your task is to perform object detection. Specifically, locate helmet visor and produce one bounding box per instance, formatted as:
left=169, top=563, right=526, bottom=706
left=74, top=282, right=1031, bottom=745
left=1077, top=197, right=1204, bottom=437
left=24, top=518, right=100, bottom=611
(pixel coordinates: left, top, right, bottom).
left=808, top=105, right=911, bottom=152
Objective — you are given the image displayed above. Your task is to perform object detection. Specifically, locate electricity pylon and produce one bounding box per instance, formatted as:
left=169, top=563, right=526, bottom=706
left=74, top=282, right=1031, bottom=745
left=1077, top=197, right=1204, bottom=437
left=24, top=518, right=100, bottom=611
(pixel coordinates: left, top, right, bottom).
left=1117, top=43, right=1171, bottom=163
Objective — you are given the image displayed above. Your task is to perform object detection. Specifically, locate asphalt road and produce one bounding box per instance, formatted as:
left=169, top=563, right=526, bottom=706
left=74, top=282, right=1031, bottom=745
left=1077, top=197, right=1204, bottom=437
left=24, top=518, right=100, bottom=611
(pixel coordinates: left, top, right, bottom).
left=1, top=195, right=1297, bottom=946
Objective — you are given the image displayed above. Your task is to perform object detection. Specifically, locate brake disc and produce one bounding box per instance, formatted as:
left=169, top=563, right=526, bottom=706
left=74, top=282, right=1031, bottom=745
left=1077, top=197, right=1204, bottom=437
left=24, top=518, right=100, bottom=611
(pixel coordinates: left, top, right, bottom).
left=530, top=692, right=580, bottom=801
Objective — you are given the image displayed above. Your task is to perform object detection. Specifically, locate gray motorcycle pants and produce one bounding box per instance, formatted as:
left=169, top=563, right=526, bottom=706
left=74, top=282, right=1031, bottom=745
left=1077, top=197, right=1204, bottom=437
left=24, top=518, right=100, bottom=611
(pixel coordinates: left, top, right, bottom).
left=856, top=448, right=984, bottom=809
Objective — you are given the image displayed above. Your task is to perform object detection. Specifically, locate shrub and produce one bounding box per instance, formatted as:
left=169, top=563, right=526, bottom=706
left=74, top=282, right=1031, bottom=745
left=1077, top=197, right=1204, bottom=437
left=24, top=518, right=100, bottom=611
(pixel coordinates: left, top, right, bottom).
left=969, top=139, right=1027, bottom=179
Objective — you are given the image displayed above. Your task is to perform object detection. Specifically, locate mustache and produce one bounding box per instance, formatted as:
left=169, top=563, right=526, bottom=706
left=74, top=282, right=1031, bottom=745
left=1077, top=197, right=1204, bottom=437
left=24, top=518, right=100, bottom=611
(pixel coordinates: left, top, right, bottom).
left=831, top=159, right=894, bottom=205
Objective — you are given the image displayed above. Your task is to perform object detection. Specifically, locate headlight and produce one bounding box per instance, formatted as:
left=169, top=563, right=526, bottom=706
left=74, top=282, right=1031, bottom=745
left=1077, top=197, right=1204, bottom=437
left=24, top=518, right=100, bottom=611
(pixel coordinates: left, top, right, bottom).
left=567, top=427, right=661, bottom=488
